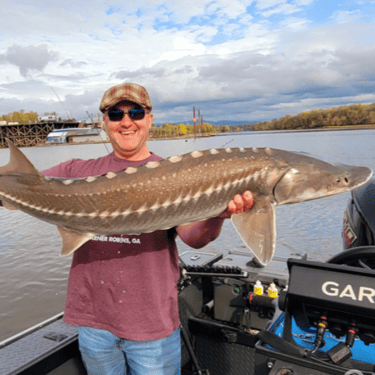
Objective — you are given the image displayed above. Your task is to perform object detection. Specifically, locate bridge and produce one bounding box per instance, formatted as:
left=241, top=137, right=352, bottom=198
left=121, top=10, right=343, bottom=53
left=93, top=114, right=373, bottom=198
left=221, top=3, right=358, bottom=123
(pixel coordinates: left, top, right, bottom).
left=0, top=121, right=80, bottom=148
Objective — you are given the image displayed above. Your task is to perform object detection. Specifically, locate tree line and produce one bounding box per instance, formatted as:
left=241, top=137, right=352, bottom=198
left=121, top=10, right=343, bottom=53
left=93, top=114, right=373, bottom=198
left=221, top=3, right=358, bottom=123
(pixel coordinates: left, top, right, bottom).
left=0, top=110, right=39, bottom=124
left=252, top=103, right=375, bottom=131
left=3, top=103, right=375, bottom=133
left=150, top=123, right=231, bottom=138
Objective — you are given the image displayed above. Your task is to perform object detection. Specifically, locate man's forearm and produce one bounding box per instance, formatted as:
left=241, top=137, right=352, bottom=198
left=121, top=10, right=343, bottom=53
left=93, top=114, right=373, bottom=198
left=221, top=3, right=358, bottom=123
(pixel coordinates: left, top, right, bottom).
left=176, top=190, right=254, bottom=249
left=176, top=217, right=225, bottom=248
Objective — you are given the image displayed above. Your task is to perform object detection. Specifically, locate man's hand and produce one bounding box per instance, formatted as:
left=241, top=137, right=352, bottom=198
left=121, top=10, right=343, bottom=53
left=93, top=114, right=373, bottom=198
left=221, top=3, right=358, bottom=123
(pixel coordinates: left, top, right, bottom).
left=218, top=190, right=254, bottom=219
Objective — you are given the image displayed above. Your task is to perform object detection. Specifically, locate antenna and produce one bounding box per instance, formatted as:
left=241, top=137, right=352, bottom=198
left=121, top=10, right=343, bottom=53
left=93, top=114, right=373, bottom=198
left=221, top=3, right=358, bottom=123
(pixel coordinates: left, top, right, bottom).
left=193, top=106, right=197, bottom=140
left=50, top=87, right=72, bottom=120
left=86, top=111, right=95, bottom=127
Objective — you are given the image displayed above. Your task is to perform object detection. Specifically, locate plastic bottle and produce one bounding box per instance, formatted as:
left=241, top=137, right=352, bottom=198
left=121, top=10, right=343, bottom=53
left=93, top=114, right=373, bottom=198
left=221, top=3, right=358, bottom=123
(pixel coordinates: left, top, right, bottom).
left=253, top=280, right=264, bottom=295
left=268, top=282, right=278, bottom=298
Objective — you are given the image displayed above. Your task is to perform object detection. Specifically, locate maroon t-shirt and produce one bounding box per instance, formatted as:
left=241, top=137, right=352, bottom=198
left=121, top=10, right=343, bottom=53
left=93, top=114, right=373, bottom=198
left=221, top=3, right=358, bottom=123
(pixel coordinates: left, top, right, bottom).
left=43, top=152, right=181, bottom=341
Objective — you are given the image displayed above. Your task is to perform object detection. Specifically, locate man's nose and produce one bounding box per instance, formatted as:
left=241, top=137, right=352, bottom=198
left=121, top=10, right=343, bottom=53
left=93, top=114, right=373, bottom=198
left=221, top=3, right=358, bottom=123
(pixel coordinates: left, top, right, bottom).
left=119, top=113, right=133, bottom=125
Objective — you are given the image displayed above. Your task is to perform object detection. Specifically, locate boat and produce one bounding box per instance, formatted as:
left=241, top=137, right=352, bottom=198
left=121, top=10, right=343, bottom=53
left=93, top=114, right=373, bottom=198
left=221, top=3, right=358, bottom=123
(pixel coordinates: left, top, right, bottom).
left=46, top=127, right=108, bottom=144
left=1, top=246, right=375, bottom=375
left=2, top=179, right=375, bottom=374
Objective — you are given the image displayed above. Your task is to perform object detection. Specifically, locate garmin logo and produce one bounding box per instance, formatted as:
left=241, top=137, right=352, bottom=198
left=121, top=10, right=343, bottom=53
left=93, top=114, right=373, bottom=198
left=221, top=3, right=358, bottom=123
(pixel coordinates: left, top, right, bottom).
left=322, top=281, right=375, bottom=303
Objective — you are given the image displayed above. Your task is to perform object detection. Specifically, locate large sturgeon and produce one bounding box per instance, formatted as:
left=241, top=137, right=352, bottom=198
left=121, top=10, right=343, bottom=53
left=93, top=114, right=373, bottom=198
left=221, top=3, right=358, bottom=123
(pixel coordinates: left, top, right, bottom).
left=0, top=140, right=372, bottom=265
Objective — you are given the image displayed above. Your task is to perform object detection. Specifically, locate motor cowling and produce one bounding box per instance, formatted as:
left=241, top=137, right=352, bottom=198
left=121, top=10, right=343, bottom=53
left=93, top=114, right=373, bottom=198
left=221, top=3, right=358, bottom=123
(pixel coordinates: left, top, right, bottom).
left=343, top=176, right=375, bottom=250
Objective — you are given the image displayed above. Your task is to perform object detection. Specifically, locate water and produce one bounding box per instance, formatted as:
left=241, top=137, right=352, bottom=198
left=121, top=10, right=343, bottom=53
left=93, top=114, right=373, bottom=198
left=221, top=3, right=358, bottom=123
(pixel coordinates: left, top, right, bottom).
left=0, top=129, right=375, bottom=341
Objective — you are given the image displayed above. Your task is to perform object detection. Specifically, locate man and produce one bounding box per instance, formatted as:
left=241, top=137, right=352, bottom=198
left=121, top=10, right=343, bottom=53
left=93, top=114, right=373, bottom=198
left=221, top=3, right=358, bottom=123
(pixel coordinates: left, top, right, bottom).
left=40, top=83, right=254, bottom=374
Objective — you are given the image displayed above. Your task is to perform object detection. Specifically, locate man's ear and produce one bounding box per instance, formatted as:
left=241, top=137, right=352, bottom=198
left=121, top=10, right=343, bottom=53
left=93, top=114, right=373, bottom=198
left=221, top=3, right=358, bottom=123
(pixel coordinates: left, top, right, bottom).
left=147, top=113, right=154, bottom=129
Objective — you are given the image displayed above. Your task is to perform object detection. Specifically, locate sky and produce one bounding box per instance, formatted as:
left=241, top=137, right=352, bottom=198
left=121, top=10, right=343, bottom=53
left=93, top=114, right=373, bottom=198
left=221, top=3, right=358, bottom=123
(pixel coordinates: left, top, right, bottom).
left=0, top=0, right=375, bottom=124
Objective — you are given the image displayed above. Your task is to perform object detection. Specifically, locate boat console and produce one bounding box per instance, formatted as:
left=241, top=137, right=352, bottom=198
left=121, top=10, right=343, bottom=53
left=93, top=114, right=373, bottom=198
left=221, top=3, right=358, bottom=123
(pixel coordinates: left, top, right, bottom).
left=179, top=247, right=375, bottom=375
left=280, top=258, right=375, bottom=344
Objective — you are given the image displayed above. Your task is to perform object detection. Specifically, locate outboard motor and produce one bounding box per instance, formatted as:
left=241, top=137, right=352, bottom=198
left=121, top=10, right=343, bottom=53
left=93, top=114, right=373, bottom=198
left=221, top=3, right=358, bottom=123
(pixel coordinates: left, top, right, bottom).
left=343, top=176, right=375, bottom=249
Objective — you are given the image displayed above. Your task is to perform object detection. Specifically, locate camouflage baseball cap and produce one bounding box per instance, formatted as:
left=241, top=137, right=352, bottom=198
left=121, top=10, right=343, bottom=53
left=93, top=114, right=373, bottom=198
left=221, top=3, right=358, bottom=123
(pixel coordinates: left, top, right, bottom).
left=99, top=83, right=152, bottom=113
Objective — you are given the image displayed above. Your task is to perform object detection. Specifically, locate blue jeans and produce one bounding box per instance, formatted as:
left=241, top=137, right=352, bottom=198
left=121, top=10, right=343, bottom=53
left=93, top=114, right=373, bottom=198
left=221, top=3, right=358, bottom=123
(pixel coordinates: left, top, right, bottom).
left=78, top=326, right=181, bottom=375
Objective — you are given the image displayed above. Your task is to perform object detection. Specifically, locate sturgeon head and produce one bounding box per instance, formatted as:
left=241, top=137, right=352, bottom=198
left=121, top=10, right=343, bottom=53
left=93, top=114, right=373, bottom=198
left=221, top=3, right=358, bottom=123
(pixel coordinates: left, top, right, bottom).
left=0, top=141, right=372, bottom=267
left=229, top=148, right=372, bottom=266
left=271, top=150, right=373, bottom=204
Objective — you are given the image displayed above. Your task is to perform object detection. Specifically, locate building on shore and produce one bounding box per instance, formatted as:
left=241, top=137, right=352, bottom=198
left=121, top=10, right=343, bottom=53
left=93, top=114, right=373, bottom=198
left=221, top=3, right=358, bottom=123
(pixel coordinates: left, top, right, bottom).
left=47, top=127, right=108, bottom=144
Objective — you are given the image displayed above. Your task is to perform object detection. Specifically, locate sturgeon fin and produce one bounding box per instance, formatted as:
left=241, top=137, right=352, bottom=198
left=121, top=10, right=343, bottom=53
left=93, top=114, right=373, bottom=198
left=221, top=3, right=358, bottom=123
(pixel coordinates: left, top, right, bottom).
left=231, top=197, right=276, bottom=267
left=0, top=139, right=41, bottom=176
left=2, top=200, right=18, bottom=210
left=57, top=226, right=94, bottom=256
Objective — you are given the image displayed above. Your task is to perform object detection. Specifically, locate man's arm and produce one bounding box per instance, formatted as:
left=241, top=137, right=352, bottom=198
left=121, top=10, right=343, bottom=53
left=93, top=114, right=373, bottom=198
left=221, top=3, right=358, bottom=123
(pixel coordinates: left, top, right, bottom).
left=176, top=190, right=254, bottom=248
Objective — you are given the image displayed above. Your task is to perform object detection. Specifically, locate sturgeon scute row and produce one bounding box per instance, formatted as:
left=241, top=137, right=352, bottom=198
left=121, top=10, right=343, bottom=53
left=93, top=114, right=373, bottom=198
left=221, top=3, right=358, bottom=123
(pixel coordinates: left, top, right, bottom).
left=0, top=140, right=372, bottom=265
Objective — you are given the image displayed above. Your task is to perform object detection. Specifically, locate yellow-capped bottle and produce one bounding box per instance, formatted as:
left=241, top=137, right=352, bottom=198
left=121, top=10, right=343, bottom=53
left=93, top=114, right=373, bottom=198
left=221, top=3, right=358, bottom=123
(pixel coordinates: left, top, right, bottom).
left=268, top=282, right=278, bottom=298
left=253, top=280, right=263, bottom=295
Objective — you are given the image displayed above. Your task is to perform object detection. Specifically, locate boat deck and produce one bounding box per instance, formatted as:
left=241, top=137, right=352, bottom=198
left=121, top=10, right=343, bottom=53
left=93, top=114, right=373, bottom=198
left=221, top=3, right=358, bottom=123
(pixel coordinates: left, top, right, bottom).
left=0, top=318, right=85, bottom=375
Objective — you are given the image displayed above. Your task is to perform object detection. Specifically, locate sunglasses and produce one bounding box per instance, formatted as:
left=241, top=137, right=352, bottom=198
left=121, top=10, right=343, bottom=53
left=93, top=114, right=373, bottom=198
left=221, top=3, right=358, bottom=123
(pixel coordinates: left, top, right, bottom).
left=107, top=108, right=146, bottom=121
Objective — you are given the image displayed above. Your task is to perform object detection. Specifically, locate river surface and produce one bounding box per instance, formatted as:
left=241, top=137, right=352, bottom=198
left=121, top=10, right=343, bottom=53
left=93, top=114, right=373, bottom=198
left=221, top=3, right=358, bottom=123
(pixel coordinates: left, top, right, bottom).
left=0, top=129, right=375, bottom=342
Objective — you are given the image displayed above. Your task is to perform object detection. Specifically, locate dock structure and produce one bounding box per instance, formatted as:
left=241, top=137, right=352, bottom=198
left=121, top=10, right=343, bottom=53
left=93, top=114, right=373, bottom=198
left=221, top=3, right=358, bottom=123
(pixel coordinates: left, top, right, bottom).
left=0, top=121, right=80, bottom=148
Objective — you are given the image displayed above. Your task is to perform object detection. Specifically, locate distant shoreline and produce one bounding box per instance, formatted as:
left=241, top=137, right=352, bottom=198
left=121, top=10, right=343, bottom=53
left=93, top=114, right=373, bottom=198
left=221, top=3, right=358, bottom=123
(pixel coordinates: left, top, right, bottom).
left=7, top=124, right=375, bottom=149
left=247, top=124, right=375, bottom=135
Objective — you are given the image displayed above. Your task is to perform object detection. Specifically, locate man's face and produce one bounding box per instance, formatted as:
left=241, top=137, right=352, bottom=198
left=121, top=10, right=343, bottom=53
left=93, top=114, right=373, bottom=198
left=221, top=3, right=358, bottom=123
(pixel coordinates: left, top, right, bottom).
left=103, top=101, right=153, bottom=161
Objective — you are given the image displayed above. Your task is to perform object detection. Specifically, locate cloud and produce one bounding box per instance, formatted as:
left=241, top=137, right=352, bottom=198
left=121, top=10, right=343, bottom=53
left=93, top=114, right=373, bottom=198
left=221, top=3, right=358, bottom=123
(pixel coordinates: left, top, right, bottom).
left=0, top=45, right=58, bottom=78
left=0, top=0, right=374, bottom=123
left=114, top=67, right=166, bottom=80
left=261, top=3, right=301, bottom=17
left=280, top=16, right=311, bottom=29
left=256, top=0, right=287, bottom=10
left=330, top=10, right=364, bottom=24
left=59, top=59, right=88, bottom=68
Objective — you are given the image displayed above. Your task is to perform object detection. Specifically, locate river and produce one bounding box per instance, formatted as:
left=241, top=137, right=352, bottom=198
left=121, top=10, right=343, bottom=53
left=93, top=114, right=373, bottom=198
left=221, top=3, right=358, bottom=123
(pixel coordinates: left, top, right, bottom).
left=0, top=129, right=374, bottom=342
